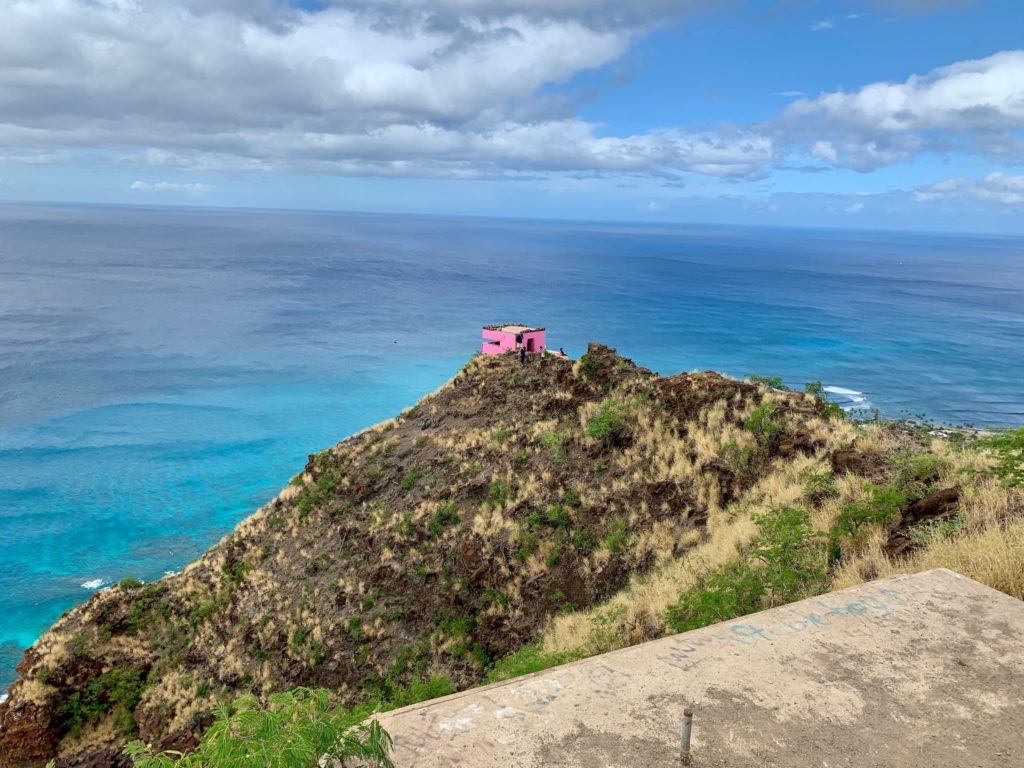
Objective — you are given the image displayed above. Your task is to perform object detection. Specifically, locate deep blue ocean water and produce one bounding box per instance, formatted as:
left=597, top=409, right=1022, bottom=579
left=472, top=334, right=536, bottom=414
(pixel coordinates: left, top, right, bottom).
left=1, top=203, right=1022, bottom=689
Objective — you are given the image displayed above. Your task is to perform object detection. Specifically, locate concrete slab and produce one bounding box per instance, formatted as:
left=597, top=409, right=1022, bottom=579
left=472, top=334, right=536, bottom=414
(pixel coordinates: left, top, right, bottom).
left=378, top=569, right=1024, bottom=767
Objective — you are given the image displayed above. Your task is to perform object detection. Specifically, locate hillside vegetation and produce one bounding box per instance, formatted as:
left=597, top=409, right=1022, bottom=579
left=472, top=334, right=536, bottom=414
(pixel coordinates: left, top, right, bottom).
left=1, top=344, right=1021, bottom=767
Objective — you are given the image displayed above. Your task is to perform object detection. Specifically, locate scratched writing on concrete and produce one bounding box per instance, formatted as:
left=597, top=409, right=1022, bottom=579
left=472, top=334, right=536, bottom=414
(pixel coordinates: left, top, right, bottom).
left=657, top=586, right=908, bottom=671
left=388, top=586, right=910, bottom=764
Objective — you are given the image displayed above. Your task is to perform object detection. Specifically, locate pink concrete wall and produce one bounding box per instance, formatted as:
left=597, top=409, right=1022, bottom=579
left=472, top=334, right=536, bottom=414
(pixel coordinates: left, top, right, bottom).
left=481, top=328, right=547, bottom=355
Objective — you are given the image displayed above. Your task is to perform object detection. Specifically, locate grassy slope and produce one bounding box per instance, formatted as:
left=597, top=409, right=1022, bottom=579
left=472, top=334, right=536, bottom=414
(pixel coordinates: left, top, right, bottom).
left=1, top=344, right=1021, bottom=767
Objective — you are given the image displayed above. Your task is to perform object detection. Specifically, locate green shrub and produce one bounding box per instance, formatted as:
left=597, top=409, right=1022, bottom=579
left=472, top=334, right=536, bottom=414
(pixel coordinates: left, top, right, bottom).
left=572, top=528, right=597, bottom=552
left=397, top=513, right=415, bottom=537
left=603, top=517, right=629, bottom=554
left=744, top=404, right=785, bottom=446
left=68, top=631, right=91, bottom=659
left=822, top=401, right=846, bottom=421
left=890, top=451, right=944, bottom=497
left=400, top=467, right=424, bottom=492
left=747, top=374, right=787, bottom=390
left=749, top=507, right=826, bottom=607
left=438, top=613, right=475, bottom=638
left=544, top=504, right=571, bottom=529
left=361, top=591, right=379, bottom=611
left=124, top=688, right=393, bottom=768
left=515, top=530, right=540, bottom=561
left=830, top=484, right=907, bottom=540
left=481, top=587, right=509, bottom=607
left=665, top=562, right=764, bottom=633
left=721, top=439, right=756, bottom=480
left=983, top=427, right=1024, bottom=487
left=59, top=667, right=146, bottom=738
left=908, top=510, right=968, bottom=545
left=578, top=353, right=601, bottom=379
left=665, top=506, right=826, bottom=632
left=427, top=504, right=459, bottom=537
left=124, top=583, right=168, bottom=635
left=346, top=617, right=362, bottom=641
left=586, top=400, right=627, bottom=444
left=804, top=471, right=838, bottom=502
left=490, top=428, right=512, bottom=444
left=483, top=645, right=583, bottom=684
left=118, top=577, right=143, bottom=590
left=804, top=380, right=824, bottom=398
left=486, top=481, right=514, bottom=507
left=562, top=488, right=582, bottom=508
left=383, top=675, right=454, bottom=711
left=295, top=454, right=347, bottom=518
left=540, top=431, right=566, bottom=462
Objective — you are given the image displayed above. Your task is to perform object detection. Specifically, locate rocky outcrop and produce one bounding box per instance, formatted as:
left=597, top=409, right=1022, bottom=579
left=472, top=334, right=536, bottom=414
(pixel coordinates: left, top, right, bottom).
left=0, top=344, right=835, bottom=766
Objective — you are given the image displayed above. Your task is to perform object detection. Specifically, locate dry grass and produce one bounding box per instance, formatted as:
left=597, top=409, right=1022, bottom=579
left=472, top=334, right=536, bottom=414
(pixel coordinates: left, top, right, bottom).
left=540, top=424, right=1024, bottom=660
left=832, top=517, right=1024, bottom=599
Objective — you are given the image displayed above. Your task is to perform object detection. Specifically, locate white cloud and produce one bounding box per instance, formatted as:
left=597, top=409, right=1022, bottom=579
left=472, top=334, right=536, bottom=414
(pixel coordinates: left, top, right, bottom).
left=3, top=0, right=755, bottom=180
left=0, top=151, right=72, bottom=165
left=811, top=20, right=835, bottom=31
left=776, top=50, right=1024, bottom=169
left=130, top=180, right=212, bottom=195
left=913, top=172, right=1024, bottom=206
left=809, top=140, right=839, bottom=164
left=0, top=1, right=1017, bottom=189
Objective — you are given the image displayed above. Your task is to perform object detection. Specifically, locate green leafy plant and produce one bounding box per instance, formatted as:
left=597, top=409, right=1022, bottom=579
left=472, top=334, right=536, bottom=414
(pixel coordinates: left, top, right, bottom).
left=572, top=528, right=597, bottom=552
left=544, top=504, right=571, bottom=529
left=744, top=403, right=785, bottom=446
left=486, top=481, right=514, bottom=507
left=515, top=529, right=539, bottom=561
left=58, top=667, right=146, bottom=738
left=603, top=516, right=629, bottom=554
left=400, top=467, right=424, bottom=493
left=828, top=483, right=907, bottom=565
left=427, top=504, right=460, bottom=537
left=830, top=484, right=907, bottom=540
left=665, top=506, right=826, bottom=632
left=804, top=380, right=825, bottom=398
left=720, top=439, right=756, bottom=480
left=908, top=510, right=968, bottom=545
left=483, top=645, right=583, bottom=684
left=803, top=471, right=838, bottom=503
left=665, top=562, right=764, bottom=633
left=578, top=353, right=601, bottom=379
left=749, top=507, right=826, bottom=607
left=890, top=451, right=944, bottom=497
left=539, top=431, right=566, bottom=462
left=124, top=688, right=393, bottom=768
left=586, top=399, right=627, bottom=445
left=983, top=427, right=1024, bottom=487
left=747, top=374, right=787, bottom=390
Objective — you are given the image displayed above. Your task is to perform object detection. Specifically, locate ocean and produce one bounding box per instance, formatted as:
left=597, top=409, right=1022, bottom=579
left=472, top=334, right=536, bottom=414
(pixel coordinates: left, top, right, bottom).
left=1, top=203, right=1022, bottom=689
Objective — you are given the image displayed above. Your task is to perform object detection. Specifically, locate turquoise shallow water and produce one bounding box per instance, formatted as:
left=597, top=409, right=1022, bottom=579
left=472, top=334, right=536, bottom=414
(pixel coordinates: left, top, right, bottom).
left=1, top=204, right=1022, bottom=688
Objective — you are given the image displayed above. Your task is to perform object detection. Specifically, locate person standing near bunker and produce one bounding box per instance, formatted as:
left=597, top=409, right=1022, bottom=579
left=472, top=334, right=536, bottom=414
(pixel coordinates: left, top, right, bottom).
left=519, top=346, right=526, bottom=365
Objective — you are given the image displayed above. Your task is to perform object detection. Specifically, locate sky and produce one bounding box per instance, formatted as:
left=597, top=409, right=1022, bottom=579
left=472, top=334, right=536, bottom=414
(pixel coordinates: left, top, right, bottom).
left=0, top=0, right=1022, bottom=232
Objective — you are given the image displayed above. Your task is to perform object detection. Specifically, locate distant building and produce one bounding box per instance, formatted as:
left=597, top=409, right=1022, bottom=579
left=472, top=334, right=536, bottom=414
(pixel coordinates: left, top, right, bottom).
left=481, top=324, right=546, bottom=355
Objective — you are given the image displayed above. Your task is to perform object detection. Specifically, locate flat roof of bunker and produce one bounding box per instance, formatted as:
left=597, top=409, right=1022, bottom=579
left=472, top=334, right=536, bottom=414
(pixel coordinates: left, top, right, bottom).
left=379, top=569, right=1024, bottom=767
left=482, top=324, right=543, bottom=333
